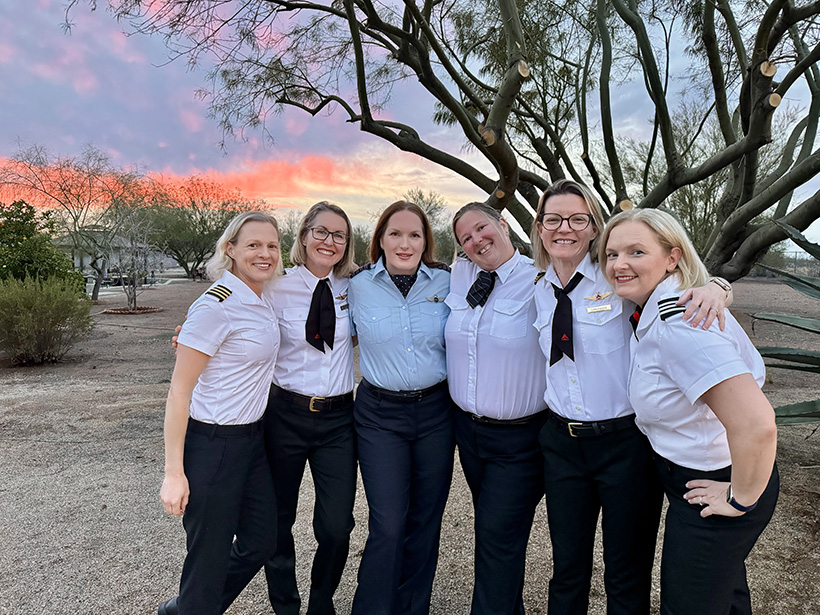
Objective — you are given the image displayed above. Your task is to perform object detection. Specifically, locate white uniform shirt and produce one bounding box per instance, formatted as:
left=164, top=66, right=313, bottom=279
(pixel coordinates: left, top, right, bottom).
left=628, top=275, right=766, bottom=471
left=270, top=265, right=354, bottom=397
left=445, top=251, right=546, bottom=419
left=178, top=270, right=280, bottom=425
left=534, top=254, right=634, bottom=421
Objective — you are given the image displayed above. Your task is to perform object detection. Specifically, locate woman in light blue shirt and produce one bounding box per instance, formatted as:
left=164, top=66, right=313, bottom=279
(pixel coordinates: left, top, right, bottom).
left=347, top=200, right=453, bottom=615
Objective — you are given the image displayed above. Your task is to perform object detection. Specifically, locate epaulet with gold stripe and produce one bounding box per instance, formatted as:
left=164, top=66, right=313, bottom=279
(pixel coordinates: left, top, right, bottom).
left=658, top=296, right=685, bottom=321
left=534, top=271, right=546, bottom=285
left=429, top=262, right=451, bottom=272
left=205, top=284, right=232, bottom=302
left=349, top=263, right=374, bottom=279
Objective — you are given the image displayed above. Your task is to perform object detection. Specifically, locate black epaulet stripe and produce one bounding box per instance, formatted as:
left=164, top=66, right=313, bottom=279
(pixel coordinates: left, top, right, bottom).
left=429, top=262, right=452, bottom=272
left=658, top=296, right=685, bottom=321
left=349, top=263, right=374, bottom=279
left=534, top=271, right=546, bottom=285
left=205, top=285, right=232, bottom=302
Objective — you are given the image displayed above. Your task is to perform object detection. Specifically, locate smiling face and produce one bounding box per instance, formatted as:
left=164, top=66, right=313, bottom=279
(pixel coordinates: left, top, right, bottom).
left=302, top=210, right=348, bottom=278
left=379, top=209, right=425, bottom=275
left=604, top=220, right=681, bottom=306
left=455, top=210, right=516, bottom=272
left=538, top=193, right=598, bottom=272
left=227, top=220, right=280, bottom=296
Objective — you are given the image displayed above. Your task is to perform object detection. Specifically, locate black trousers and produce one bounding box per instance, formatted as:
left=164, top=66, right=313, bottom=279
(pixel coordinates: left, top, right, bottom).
left=453, top=407, right=547, bottom=615
left=656, top=457, right=779, bottom=615
left=351, top=380, right=455, bottom=615
left=263, top=388, right=357, bottom=615
left=539, top=415, right=662, bottom=615
left=177, top=420, right=277, bottom=615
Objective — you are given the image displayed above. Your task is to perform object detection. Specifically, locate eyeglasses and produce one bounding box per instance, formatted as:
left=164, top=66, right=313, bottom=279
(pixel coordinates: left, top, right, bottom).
left=538, top=213, right=594, bottom=231
left=309, top=226, right=348, bottom=245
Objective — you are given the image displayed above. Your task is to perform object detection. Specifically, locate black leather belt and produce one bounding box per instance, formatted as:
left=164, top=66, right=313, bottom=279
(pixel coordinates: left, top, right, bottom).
left=466, top=409, right=545, bottom=426
left=548, top=409, right=636, bottom=438
left=188, top=417, right=264, bottom=437
left=271, top=384, right=353, bottom=413
left=360, top=378, right=448, bottom=403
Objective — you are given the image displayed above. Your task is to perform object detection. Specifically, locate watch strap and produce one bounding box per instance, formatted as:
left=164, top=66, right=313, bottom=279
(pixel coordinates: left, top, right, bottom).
left=726, top=484, right=758, bottom=512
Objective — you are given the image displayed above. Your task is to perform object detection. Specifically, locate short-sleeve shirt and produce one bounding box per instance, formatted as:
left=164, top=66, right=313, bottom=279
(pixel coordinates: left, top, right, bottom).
left=269, top=266, right=355, bottom=397
left=628, top=275, right=765, bottom=471
left=348, top=259, right=450, bottom=391
left=445, top=251, right=546, bottom=420
left=177, top=270, right=280, bottom=425
left=534, top=254, right=634, bottom=421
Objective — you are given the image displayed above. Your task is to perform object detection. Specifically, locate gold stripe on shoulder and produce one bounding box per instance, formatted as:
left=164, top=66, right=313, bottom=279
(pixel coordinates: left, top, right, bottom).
left=534, top=271, right=546, bottom=285
left=205, top=285, right=232, bottom=302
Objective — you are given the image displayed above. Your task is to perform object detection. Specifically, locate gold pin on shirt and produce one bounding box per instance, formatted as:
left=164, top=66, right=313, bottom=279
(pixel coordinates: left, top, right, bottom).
left=584, top=291, right=612, bottom=301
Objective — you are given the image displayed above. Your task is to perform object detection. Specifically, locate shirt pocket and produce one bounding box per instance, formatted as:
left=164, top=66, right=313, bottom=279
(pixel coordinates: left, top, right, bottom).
left=357, top=307, right=394, bottom=345
left=419, top=302, right=449, bottom=337
left=444, top=293, right=470, bottom=331
left=576, top=300, right=626, bottom=354
left=489, top=299, right=530, bottom=339
left=629, top=363, right=662, bottom=423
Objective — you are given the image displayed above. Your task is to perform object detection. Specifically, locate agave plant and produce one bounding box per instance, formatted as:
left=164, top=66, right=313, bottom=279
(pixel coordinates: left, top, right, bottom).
left=752, top=223, right=820, bottom=426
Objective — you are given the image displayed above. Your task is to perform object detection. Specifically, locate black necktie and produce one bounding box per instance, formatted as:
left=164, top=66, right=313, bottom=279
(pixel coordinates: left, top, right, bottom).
left=467, top=270, right=497, bottom=308
left=550, top=272, right=584, bottom=366
left=306, top=278, right=335, bottom=353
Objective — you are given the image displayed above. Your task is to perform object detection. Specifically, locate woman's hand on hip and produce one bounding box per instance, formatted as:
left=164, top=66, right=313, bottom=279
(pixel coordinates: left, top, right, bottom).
left=684, top=479, right=744, bottom=518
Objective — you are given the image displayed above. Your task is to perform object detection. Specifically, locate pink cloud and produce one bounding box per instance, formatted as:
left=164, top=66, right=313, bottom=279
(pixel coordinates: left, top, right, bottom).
left=0, top=42, right=14, bottom=64
left=179, top=107, right=203, bottom=132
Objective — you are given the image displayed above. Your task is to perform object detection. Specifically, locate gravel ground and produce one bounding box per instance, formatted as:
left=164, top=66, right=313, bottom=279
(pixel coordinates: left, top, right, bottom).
left=0, top=277, right=817, bottom=615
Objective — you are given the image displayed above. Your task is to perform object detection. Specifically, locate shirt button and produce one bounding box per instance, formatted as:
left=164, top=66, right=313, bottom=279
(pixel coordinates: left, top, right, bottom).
left=571, top=378, right=576, bottom=383
left=407, top=347, right=412, bottom=352
left=404, top=327, right=408, bottom=331
left=575, top=406, right=582, bottom=411
left=402, top=306, right=407, bottom=310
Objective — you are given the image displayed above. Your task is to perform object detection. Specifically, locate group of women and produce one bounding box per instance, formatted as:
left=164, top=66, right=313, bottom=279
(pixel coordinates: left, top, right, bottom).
left=159, top=180, right=778, bottom=615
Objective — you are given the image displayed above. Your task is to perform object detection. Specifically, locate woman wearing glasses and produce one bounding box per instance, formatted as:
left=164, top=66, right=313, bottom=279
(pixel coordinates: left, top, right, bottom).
left=263, top=202, right=358, bottom=615
left=530, top=180, right=730, bottom=615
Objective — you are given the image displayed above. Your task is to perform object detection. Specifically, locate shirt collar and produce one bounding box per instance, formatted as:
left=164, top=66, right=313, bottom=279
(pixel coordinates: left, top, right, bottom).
left=219, top=270, right=266, bottom=305
left=373, top=256, right=432, bottom=280
left=545, top=253, right=594, bottom=288
left=492, top=249, right=521, bottom=284
left=296, top=264, right=338, bottom=291
left=636, top=274, right=682, bottom=337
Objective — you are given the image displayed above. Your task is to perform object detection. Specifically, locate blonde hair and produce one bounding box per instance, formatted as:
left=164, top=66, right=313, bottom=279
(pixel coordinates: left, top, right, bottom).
left=598, top=209, right=709, bottom=290
left=530, top=179, right=607, bottom=271
left=290, top=201, right=357, bottom=277
left=205, top=211, right=283, bottom=281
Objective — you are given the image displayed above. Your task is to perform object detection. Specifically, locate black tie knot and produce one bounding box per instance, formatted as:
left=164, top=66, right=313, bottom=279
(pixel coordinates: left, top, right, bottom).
left=467, top=270, right=497, bottom=308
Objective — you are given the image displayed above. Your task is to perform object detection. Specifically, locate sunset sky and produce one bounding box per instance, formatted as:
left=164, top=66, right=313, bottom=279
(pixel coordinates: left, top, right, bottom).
left=2, top=1, right=819, bottom=244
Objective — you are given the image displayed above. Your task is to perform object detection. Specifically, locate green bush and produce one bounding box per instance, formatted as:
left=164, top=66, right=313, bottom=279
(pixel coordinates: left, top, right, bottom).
left=0, top=200, right=83, bottom=289
left=0, top=277, right=94, bottom=365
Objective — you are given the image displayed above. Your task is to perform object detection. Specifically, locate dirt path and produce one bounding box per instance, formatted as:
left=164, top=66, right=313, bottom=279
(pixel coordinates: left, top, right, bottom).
left=0, top=278, right=817, bottom=614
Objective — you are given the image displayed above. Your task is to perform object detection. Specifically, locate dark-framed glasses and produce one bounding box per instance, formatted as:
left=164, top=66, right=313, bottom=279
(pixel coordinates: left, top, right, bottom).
left=538, top=213, right=594, bottom=231
left=309, top=226, right=348, bottom=245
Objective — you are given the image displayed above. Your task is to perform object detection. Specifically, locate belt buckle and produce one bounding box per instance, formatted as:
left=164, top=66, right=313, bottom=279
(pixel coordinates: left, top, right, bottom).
left=309, top=396, right=325, bottom=412
left=567, top=422, right=583, bottom=438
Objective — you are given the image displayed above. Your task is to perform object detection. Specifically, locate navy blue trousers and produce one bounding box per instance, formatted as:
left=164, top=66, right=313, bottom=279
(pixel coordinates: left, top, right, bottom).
left=656, top=457, right=779, bottom=615
left=263, top=390, right=357, bottom=615
left=351, top=380, right=454, bottom=615
left=177, top=420, right=277, bottom=615
left=539, top=415, right=662, bottom=615
left=454, top=408, right=547, bottom=615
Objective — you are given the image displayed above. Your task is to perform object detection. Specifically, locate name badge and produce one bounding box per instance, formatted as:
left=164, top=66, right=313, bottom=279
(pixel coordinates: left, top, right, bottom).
left=586, top=304, right=612, bottom=313
left=340, top=304, right=349, bottom=311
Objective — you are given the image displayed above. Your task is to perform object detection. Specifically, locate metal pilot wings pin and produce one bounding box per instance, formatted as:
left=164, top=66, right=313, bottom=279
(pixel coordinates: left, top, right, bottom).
left=427, top=294, right=444, bottom=303
left=335, top=293, right=348, bottom=301
left=584, top=290, right=612, bottom=301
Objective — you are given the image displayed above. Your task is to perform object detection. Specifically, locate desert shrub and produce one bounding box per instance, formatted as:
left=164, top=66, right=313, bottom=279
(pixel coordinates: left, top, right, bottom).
left=0, top=200, right=83, bottom=289
left=0, top=277, right=94, bottom=365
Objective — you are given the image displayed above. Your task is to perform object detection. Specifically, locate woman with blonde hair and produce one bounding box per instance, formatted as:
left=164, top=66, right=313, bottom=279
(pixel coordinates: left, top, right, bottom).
left=601, top=208, right=778, bottom=615
left=158, top=211, right=282, bottom=615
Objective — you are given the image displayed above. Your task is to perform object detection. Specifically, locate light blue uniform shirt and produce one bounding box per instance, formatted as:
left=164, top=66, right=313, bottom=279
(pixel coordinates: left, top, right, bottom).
left=348, top=259, right=450, bottom=391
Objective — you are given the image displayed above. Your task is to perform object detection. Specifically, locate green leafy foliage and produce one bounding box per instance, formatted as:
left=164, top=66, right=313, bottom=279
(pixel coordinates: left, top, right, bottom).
left=0, top=200, right=83, bottom=288
left=0, top=277, right=93, bottom=365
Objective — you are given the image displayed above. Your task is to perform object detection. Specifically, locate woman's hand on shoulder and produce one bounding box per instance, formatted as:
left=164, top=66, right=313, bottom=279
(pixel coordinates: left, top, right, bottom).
left=684, top=479, right=744, bottom=518
left=678, top=282, right=729, bottom=331
left=160, top=472, right=190, bottom=516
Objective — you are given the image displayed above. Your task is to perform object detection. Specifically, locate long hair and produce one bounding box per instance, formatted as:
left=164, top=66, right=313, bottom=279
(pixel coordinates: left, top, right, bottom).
left=369, top=200, right=440, bottom=267
left=290, top=201, right=357, bottom=277
left=530, top=179, right=607, bottom=271
left=599, top=209, right=709, bottom=289
left=204, top=211, right=283, bottom=281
